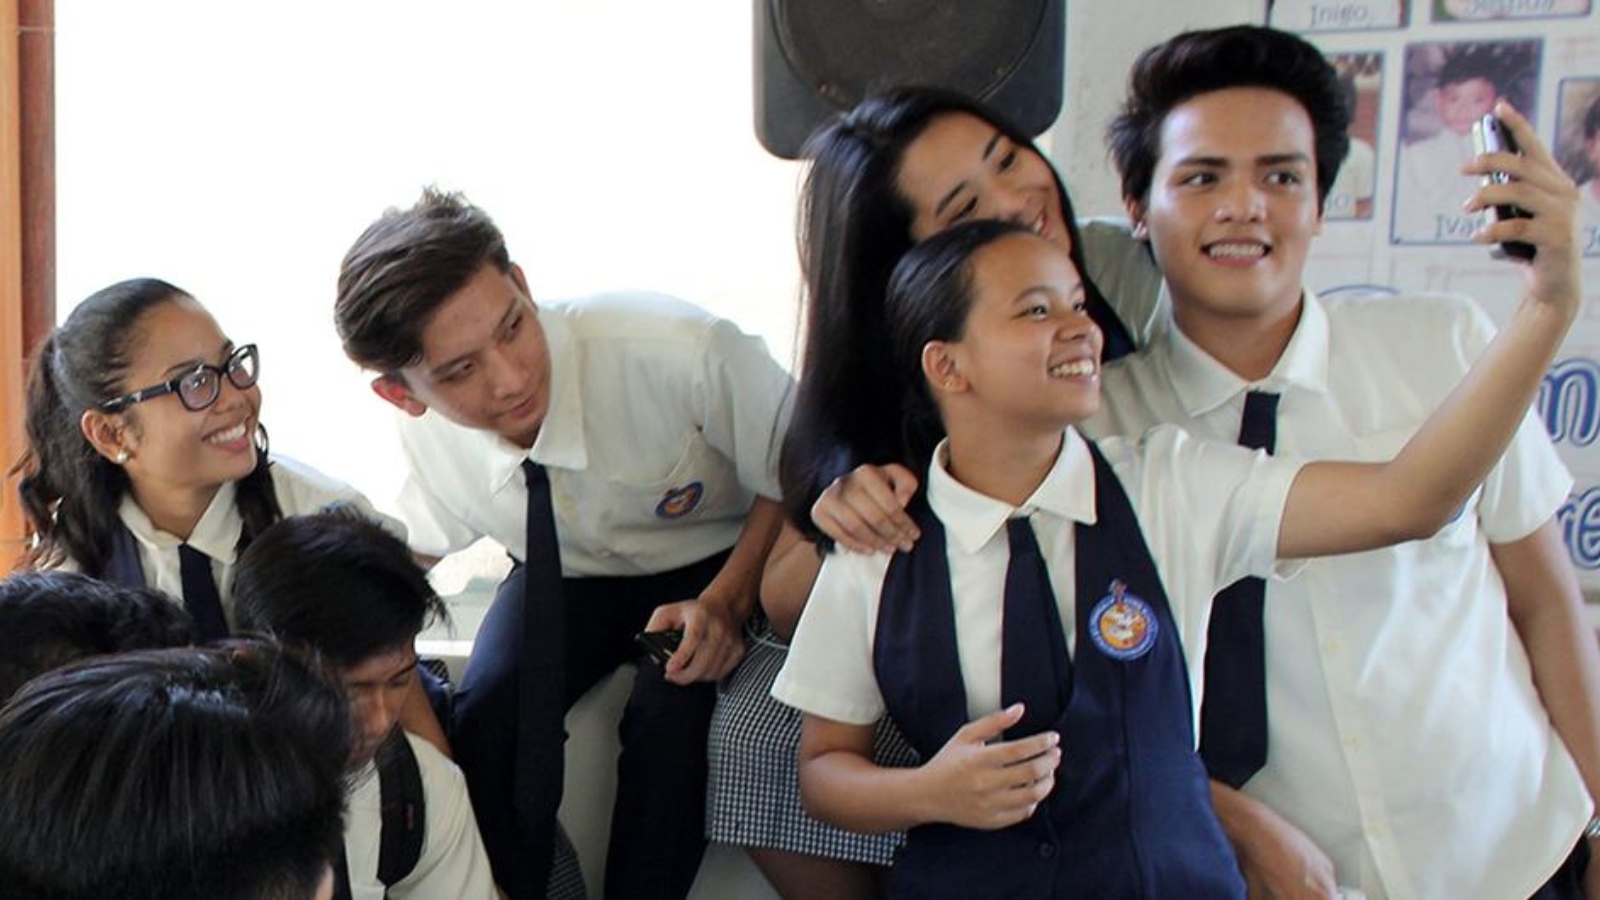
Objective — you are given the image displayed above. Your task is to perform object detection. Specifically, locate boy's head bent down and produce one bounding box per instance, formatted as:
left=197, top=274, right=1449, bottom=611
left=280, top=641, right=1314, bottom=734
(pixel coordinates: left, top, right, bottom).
left=232, top=509, right=446, bottom=767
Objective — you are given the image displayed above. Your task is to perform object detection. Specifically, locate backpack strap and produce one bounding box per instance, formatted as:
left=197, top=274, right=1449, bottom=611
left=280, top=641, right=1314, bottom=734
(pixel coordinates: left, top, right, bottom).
left=332, top=839, right=355, bottom=900
left=376, top=729, right=426, bottom=890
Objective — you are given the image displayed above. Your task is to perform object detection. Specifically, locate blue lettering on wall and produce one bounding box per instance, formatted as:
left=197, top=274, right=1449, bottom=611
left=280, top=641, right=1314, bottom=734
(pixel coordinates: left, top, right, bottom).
left=1541, top=358, right=1600, bottom=447
left=1559, top=488, right=1600, bottom=570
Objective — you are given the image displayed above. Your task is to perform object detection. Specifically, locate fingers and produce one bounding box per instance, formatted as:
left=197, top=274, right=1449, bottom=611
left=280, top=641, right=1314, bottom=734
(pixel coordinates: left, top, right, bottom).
left=811, top=465, right=923, bottom=554
left=956, top=702, right=1029, bottom=744
left=659, top=602, right=746, bottom=684
left=1461, top=102, right=1579, bottom=270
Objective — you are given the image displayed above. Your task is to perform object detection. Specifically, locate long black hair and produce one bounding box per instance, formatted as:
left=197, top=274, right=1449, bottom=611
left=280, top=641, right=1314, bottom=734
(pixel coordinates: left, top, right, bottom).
left=781, top=86, right=1128, bottom=540
left=13, top=278, right=281, bottom=574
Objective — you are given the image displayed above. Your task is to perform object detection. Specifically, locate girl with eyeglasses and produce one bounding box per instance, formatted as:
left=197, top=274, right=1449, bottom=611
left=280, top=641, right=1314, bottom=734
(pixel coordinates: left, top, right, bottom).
left=13, top=277, right=392, bottom=637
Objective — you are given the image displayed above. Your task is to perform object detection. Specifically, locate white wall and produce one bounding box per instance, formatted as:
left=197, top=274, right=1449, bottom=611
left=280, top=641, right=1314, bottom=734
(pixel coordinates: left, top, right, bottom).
left=1054, top=0, right=1264, bottom=217
left=57, top=1, right=808, bottom=513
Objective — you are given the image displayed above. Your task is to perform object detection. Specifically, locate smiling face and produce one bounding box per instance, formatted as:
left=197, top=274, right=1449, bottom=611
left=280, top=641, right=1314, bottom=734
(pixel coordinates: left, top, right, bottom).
left=100, top=296, right=262, bottom=508
left=375, top=262, right=551, bottom=448
left=1130, top=86, right=1320, bottom=343
left=895, top=112, right=1071, bottom=253
left=935, top=232, right=1102, bottom=435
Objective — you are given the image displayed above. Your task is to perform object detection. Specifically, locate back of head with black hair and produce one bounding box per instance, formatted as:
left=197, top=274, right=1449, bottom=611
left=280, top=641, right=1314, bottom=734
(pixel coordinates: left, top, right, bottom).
left=335, top=186, right=513, bottom=376
left=0, top=641, right=350, bottom=900
left=882, top=219, right=1038, bottom=475
left=11, top=278, right=281, bottom=574
left=782, top=86, right=1113, bottom=540
left=1107, top=25, right=1351, bottom=212
left=0, top=570, right=194, bottom=703
left=231, top=509, right=446, bottom=668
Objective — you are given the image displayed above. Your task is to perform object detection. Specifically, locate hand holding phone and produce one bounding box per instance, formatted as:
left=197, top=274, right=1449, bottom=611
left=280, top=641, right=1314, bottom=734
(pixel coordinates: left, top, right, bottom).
left=1470, top=113, right=1536, bottom=261
left=635, top=628, right=684, bottom=666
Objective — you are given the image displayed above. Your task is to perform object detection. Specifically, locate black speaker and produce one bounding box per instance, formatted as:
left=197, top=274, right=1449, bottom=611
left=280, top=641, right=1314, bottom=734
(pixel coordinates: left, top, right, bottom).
left=754, top=0, right=1066, bottom=159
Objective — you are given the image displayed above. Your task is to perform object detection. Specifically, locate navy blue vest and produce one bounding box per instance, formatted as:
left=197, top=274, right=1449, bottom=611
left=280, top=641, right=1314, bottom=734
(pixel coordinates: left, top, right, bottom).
left=873, top=441, right=1244, bottom=900
left=103, top=523, right=149, bottom=590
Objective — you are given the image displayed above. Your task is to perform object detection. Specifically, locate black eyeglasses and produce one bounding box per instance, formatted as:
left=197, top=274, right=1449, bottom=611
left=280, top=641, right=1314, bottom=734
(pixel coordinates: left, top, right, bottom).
left=98, top=344, right=261, bottom=413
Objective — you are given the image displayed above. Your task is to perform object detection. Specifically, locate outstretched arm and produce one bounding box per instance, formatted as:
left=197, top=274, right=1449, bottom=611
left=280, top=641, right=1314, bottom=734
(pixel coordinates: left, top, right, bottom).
left=1278, top=102, right=1580, bottom=560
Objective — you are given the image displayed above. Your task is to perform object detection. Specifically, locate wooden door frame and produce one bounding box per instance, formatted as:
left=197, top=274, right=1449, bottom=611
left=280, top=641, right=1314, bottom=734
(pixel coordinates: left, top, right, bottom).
left=3, top=0, right=55, bottom=572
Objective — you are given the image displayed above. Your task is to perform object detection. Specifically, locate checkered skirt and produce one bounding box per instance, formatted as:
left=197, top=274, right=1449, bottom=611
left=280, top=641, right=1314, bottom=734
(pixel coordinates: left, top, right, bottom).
left=706, top=628, right=920, bottom=865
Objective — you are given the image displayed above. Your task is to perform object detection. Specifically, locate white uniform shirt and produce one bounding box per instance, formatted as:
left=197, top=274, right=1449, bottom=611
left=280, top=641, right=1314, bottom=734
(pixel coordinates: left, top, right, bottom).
left=774, top=428, right=1301, bottom=737
left=395, top=292, right=793, bottom=576
left=1087, top=290, right=1587, bottom=900
left=105, top=455, right=393, bottom=626
left=1080, top=217, right=1167, bottom=346
left=1394, top=129, right=1484, bottom=244
left=344, top=732, right=498, bottom=900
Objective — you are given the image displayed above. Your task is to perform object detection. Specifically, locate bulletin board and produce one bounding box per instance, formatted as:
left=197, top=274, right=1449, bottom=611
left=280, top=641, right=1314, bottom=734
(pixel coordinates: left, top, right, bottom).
left=1270, top=0, right=1600, bottom=595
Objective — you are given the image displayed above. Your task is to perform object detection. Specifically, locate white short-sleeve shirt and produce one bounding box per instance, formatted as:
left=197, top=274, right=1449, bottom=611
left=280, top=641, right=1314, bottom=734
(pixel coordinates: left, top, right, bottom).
left=1088, top=290, right=1585, bottom=900
left=103, top=454, right=396, bottom=626
left=395, top=291, right=794, bottom=576
left=344, top=732, right=498, bottom=900
left=774, top=427, right=1301, bottom=738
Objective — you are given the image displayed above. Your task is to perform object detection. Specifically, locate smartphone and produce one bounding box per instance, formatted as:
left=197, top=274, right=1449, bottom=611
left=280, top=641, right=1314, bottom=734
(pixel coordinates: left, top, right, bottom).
left=634, top=629, right=684, bottom=666
left=1469, top=113, right=1536, bottom=261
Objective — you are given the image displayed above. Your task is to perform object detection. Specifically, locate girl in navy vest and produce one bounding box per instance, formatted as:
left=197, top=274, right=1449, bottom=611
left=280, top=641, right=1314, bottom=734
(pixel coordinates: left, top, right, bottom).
left=12, top=278, right=447, bottom=750
left=773, top=219, right=1578, bottom=899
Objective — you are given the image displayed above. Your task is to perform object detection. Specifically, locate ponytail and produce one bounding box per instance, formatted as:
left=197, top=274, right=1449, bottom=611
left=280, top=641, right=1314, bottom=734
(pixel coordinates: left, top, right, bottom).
left=14, top=334, right=131, bottom=574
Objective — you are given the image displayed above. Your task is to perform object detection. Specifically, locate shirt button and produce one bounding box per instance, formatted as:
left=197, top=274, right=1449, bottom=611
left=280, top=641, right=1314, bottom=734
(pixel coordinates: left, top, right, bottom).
left=1038, top=842, right=1057, bottom=859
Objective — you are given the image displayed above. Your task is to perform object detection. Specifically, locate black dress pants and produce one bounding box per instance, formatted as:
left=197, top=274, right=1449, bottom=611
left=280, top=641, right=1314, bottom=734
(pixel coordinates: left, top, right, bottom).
left=452, top=551, right=727, bottom=900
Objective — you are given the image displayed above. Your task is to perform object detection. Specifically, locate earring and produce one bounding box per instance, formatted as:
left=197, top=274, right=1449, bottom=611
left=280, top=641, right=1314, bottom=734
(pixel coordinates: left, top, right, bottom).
left=114, top=450, right=130, bottom=465
left=1131, top=220, right=1149, bottom=240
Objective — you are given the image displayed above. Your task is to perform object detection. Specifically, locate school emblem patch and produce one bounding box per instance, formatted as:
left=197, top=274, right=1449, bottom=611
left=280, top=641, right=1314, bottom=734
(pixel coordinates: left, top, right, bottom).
left=655, top=482, right=704, bottom=519
left=1088, top=580, right=1158, bottom=661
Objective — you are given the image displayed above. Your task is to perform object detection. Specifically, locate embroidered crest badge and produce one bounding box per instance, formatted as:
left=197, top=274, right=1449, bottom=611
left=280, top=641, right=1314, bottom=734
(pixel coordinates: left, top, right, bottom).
left=1088, top=579, right=1158, bottom=661
left=655, top=481, right=705, bottom=519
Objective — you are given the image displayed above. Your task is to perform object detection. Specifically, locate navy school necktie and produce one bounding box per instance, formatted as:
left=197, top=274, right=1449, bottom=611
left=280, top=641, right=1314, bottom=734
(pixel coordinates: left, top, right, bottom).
left=1199, top=390, right=1279, bottom=788
left=1001, top=516, right=1073, bottom=739
left=517, top=459, right=566, bottom=888
left=178, top=543, right=229, bottom=641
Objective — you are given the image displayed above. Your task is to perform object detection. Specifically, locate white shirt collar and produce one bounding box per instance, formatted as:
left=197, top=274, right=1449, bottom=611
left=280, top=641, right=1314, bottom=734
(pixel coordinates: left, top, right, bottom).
left=118, top=480, right=241, bottom=563
left=1161, top=289, right=1331, bottom=418
left=926, top=428, right=1098, bottom=556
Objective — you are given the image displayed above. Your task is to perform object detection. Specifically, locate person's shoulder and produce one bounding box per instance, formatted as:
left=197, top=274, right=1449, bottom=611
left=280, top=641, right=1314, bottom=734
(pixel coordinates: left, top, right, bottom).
left=1320, top=289, right=1489, bottom=344
left=403, top=731, right=471, bottom=802
left=266, top=453, right=356, bottom=496
left=554, top=290, right=718, bottom=338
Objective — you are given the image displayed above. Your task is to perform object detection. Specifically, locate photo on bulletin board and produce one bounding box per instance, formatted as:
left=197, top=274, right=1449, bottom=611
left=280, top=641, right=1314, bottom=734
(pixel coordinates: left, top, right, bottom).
left=1391, top=38, right=1541, bottom=246
left=1555, top=78, right=1600, bottom=255
left=1268, top=0, right=1409, bottom=31
left=1327, top=52, right=1385, bottom=220
left=1432, top=0, right=1591, bottom=21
